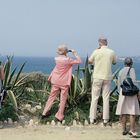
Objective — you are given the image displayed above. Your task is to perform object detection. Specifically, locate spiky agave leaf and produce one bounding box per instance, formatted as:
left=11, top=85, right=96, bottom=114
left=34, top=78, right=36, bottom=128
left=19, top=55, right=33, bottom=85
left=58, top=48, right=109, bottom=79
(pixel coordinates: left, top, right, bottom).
left=73, top=65, right=80, bottom=98
left=7, top=90, right=18, bottom=110
left=83, top=56, right=92, bottom=92
left=11, top=62, right=26, bottom=89
left=3, top=56, right=13, bottom=88
left=7, top=67, right=17, bottom=85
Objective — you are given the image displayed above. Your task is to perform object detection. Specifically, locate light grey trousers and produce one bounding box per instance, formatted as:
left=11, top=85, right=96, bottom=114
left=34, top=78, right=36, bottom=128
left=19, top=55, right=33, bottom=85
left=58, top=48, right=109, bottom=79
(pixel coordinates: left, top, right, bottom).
left=89, top=79, right=111, bottom=121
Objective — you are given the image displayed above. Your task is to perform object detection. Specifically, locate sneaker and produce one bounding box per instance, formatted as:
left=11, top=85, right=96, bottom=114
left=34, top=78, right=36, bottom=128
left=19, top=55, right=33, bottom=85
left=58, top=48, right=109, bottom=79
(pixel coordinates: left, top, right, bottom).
left=40, top=112, right=51, bottom=120
left=55, top=118, right=62, bottom=123
left=40, top=115, right=47, bottom=119
left=128, top=131, right=139, bottom=138
left=103, top=120, right=112, bottom=127
left=122, top=130, right=128, bottom=135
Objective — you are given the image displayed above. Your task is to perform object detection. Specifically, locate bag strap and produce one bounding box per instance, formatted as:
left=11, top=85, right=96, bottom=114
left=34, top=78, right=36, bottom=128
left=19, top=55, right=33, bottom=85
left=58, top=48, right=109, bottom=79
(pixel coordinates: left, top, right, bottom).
left=127, top=67, right=131, bottom=76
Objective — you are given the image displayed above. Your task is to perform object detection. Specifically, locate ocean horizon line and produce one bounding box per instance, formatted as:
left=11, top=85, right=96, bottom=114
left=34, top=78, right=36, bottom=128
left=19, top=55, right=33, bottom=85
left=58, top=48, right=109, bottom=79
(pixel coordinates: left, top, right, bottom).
left=1, top=55, right=140, bottom=58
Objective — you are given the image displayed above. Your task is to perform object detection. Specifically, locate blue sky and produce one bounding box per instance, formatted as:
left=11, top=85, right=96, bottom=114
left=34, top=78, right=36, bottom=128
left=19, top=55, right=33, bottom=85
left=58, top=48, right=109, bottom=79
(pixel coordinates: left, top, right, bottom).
left=0, top=0, right=140, bottom=57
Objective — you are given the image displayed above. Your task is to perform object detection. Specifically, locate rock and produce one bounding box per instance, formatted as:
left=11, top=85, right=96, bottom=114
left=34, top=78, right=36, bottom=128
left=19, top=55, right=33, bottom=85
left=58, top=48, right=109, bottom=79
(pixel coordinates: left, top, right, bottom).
left=84, top=120, right=89, bottom=126
left=34, top=121, right=39, bottom=125
left=0, top=125, right=3, bottom=129
left=8, top=118, right=13, bottom=125
left=51, top=120, right=55, bottom=126
left=73, top=120, right=77, bottom=126
left=29, top=119, right=34, bottom=126
left=30, top=108, right=37, bottom=114
left=14, top=121, right=18, bottom=125
left=19, top=115, right=26, bottom=121
left=25, top=104, right=31, bottom=110
left=62, top=120, right=65, bottom=125
left=35, top=105, right=42, bottom=110
left=0, top=121, right=3, bottom=125
left=4, top=120, right=7, bottom=124
left=65, top=126, right=70, bottom=131
left=25, top=121, right=29, bottom=125
left=46, top=121, right=50, bottom=125
left=0, top=121, right=3, bottom=129
left=57, top=121, right=61, bottom=126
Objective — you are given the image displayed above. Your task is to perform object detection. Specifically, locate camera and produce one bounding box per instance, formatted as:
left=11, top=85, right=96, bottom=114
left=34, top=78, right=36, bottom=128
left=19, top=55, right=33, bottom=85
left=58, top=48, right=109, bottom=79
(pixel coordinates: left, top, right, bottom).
left=90, top=64, right=94, bottom=70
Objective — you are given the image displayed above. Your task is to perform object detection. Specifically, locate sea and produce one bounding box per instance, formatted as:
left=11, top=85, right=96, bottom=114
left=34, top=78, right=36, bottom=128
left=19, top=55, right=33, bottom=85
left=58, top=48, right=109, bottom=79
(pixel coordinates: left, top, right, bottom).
left=0, top=56, right=140, bottom=80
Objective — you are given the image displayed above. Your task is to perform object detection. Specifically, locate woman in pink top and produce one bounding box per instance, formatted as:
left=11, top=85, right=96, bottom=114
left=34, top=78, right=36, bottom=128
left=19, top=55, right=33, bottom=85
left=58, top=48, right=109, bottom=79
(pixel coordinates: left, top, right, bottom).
left=42, top=44, right=81, bottom=121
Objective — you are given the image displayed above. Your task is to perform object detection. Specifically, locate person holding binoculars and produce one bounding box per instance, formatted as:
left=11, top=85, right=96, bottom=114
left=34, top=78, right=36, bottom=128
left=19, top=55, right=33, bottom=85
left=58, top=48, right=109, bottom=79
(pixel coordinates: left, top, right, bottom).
left=42, top=43, right=81, bottom=121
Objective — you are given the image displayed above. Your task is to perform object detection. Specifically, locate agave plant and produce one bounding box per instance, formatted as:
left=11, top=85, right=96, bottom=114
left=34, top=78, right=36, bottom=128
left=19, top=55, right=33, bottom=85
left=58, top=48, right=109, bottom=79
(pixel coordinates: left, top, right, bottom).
left=64, top=57, right=92, bottom=123
left=18, top=72, right=51, bottom=105
left=3, top=56, right=28, bottom=110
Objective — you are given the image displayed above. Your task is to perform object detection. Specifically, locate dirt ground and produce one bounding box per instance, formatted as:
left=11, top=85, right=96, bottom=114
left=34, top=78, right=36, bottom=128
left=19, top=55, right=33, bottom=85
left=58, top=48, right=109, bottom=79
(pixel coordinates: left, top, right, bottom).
left=0, top=124, right=140, bottom=140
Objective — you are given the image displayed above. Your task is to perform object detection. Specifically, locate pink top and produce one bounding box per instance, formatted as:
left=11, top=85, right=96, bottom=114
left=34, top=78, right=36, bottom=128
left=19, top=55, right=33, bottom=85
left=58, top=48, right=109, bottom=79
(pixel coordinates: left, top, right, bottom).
left=48, top=55, right=81, bottom=86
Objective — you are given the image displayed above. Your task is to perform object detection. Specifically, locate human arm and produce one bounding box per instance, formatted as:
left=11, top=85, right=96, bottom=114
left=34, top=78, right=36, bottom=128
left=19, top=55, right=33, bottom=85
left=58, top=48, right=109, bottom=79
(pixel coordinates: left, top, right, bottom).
left=112, top=52, right=117, bottom=65
left=68, top=50, right=82, bottom=64
left=88, top=51, right=96, bottom=64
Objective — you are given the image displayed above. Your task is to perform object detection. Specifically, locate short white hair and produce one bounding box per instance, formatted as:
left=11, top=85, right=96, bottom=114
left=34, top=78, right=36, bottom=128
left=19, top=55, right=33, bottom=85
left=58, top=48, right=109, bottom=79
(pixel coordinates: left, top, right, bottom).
left=57, top=43, right=68, bottom=55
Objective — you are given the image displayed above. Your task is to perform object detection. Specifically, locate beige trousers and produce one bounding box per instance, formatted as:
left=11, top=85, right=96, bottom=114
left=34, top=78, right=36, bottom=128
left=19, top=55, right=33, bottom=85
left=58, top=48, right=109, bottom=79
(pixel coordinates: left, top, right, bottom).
left=89, top=79, right=111, bottom=121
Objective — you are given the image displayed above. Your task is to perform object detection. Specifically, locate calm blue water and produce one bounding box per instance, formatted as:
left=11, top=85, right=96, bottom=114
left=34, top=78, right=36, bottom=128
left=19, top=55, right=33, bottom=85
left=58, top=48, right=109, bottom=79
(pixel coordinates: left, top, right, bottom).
left=0, top=56, right=140, bottom=80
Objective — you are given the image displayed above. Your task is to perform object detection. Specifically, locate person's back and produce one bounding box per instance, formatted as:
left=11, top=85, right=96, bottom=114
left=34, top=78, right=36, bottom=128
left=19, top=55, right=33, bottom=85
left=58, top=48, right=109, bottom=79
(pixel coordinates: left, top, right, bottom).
left=50, top=55, right=81, bottom=86
left=92, top=47, right=116, bottom=80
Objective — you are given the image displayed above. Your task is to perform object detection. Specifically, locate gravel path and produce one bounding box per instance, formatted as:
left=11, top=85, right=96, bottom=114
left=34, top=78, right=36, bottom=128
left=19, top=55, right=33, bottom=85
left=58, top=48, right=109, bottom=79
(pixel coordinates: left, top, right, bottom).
left=0, top=124, right=140, bottom=140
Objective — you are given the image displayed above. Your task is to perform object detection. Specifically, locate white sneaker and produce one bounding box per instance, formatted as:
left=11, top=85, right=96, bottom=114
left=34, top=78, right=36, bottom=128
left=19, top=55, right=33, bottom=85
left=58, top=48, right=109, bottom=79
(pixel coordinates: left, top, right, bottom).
left=129, top=131, right=139, bottom=138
